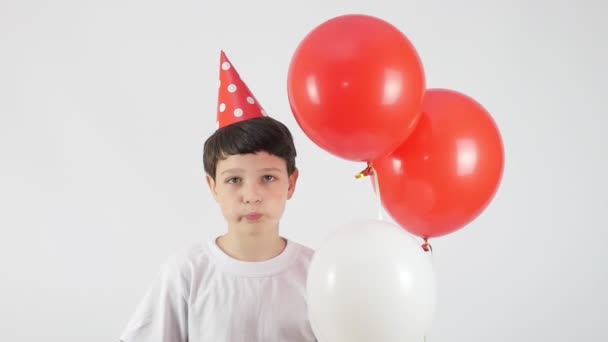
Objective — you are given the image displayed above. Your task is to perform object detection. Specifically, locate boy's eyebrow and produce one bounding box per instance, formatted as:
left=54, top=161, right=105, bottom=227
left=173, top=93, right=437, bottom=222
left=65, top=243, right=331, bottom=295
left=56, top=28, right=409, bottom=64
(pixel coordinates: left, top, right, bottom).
left=220, top=168, right=244, bottom=175
left=220, top=167, right=284, bottom=175
left=259, top=167, right=283, bottom=172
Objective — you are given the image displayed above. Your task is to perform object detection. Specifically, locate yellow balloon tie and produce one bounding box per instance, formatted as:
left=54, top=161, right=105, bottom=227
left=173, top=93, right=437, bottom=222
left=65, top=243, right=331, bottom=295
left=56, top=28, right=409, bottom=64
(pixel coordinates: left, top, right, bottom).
left=354, top=162, right=374, bottom=179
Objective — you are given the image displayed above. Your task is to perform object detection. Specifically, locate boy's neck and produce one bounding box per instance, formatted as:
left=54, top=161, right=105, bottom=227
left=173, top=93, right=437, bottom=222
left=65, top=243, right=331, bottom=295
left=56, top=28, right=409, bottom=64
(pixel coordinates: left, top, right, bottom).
left=216, top=233, right=287, bottom=262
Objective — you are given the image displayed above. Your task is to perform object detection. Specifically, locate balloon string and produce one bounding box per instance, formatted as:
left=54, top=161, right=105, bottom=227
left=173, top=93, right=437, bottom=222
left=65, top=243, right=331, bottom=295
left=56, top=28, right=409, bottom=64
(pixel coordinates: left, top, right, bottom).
left=422, top=237, right=434, bottom=342
left=422, top=238, right=434, bottom=267
left=372, top=166, right=383, bottom=220
left=355, top=162, right=383, bottom=220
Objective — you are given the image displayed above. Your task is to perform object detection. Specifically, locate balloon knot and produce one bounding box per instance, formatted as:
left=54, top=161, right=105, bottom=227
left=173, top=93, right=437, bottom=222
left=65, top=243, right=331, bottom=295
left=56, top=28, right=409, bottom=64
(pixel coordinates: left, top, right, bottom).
left=421, top=239, right=433, bottom=253
left=355, top=162, right=374, bottom=179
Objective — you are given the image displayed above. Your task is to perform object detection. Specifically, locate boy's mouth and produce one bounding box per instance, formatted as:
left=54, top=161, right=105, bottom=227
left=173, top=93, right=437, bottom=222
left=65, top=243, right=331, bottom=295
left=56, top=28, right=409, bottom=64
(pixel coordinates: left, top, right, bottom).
left=244, top=212, right=262, bottom=221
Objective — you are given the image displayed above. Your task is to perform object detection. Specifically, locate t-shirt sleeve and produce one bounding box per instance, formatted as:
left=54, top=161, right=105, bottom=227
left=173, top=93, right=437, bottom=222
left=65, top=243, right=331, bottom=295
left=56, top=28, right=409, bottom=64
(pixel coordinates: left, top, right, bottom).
left=119, top=256, right=190, bottom=342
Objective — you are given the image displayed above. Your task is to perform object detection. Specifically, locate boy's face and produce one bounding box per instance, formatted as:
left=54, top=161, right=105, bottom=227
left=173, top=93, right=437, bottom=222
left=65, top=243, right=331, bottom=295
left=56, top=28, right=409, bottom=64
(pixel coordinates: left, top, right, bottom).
left=206, top=152, right=298, bottom=236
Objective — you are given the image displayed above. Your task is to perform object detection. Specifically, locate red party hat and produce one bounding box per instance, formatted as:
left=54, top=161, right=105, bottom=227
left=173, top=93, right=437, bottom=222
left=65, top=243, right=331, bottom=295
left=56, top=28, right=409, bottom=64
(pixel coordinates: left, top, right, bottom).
left=216, top=51, right=266, bottom=129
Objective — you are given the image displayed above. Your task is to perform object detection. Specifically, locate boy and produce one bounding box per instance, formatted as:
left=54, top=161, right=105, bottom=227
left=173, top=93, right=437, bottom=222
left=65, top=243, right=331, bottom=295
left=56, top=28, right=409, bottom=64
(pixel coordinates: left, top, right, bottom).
left=119, top=51, right=317, bottom=342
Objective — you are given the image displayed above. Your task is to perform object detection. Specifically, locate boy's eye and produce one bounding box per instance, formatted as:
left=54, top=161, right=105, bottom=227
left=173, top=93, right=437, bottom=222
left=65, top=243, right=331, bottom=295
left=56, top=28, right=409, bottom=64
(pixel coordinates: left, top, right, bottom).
left=262, top=175, right=276, bottom=182
left=226, top=177, right=241, bottom=184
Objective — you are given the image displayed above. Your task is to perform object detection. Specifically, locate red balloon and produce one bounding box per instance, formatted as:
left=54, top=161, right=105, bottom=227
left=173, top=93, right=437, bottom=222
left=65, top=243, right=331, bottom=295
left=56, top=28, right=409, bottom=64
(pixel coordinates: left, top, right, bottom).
left=372, top=89, right=504, bottom=239
left=287, top=14, right=425, bottom=162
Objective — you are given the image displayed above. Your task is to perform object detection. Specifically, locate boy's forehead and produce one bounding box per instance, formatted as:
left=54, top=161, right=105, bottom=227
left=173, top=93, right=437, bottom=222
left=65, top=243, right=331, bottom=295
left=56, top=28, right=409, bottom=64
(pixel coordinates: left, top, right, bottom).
left=217, top=152, right=287, bottom=172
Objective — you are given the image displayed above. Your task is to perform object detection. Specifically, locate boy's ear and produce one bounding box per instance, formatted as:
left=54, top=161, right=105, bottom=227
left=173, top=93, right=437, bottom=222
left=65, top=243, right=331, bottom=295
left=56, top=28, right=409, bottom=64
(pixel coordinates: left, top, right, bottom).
left=287, top=168, right=299, bottom=199
left=206, top=174, right=218, bottom=201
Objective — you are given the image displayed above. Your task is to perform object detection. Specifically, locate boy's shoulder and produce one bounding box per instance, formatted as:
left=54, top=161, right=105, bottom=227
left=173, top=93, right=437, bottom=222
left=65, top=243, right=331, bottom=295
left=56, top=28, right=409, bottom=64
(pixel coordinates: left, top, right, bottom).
left=166, top=239, right=213, bottom=263
left=287, top=238, right=315, bottom=258
left=156, top=241, right=212, bottom=276
left=284, top=238, right=317, bottom=272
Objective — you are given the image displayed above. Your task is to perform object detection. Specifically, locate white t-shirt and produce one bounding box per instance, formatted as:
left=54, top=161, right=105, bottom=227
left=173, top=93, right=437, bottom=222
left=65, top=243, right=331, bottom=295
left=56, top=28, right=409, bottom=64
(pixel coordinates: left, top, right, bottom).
left=119, top=237, right=317, bottom=342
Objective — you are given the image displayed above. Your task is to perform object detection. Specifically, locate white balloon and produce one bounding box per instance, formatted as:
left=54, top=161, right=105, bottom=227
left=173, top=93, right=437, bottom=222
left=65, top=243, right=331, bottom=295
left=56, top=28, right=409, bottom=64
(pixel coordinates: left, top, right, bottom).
left=307, top=219, right=436, bottom=342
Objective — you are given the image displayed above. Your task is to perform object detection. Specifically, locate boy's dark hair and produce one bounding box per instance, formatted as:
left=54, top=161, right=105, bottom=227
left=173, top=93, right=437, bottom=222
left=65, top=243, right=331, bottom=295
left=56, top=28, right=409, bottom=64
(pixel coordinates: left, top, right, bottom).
left=203, top=116, right=297, bottom=180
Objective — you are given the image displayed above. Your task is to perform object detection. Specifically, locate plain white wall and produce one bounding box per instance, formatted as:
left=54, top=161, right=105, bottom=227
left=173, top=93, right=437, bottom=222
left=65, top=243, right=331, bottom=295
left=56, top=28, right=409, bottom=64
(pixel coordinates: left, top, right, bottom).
left=1, top=0, right=606, bottom=341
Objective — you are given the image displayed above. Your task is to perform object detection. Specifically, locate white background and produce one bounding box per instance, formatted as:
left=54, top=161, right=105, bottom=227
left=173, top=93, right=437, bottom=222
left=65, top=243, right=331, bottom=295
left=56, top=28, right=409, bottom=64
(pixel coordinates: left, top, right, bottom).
left=1, top=0, right=606, bottom=341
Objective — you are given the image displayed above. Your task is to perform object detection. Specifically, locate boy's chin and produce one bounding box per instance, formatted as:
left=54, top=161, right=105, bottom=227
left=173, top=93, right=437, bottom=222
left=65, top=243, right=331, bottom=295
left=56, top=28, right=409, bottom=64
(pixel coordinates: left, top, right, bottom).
left=231, top=219, right=279, bottom=235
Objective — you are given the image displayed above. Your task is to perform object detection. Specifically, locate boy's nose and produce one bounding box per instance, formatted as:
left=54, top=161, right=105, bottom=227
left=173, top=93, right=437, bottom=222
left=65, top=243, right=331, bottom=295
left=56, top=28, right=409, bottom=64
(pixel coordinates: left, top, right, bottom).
left=242, top=184, right=262, bottom=204
left=244, top=195, right=262, bottom=204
